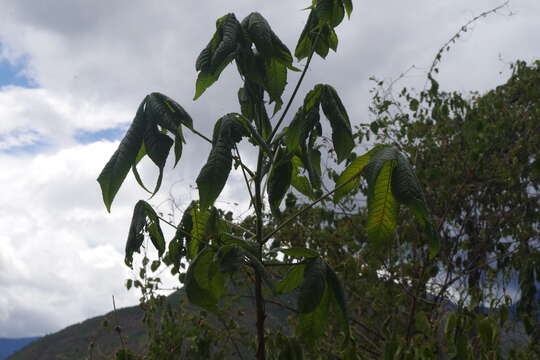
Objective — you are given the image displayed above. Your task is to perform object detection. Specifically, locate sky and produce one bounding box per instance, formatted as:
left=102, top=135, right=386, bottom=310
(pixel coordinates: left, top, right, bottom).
left=0, top=0, right=538, bottom=338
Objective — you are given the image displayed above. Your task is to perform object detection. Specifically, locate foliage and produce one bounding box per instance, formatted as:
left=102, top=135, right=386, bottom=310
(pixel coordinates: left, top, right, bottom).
left=97, top=1, right=540, bottom=359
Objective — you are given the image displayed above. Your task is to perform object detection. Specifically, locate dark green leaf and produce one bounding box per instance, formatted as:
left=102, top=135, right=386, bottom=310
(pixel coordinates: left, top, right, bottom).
left=280, top=247, right=319, bottom=258
left=125, top=200, right=165, bottom=267
left=298, top=257, right=327, bottom=313
left=326, top=264, right=349, bottom=338
left=143, top=120, right=173, bottom=196
left=277, top=265, right=305, bottom=294
left=196, top=114, right=247, bottom=209
left=296, top=282, right=330, bottom=343
left=315, top=0, right=345, bottom=27
left=343, top=0, right=353, bottom=18
left=185, top=248, right=224, bottom=311
left=268, top=147, right=293, bottom=217
left=320, top=85, right=354, bottom=163
left=194, top=14, right=241, bottom=99
left=98, top=102, right=146, bottom=212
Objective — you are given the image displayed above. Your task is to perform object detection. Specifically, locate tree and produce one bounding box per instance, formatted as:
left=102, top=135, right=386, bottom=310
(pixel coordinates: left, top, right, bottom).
left=97, top=2, right=436, bottom=359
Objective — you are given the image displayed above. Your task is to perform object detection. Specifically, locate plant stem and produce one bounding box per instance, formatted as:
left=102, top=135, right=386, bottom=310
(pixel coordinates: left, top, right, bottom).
left=254, top=149, right=266, bottom=360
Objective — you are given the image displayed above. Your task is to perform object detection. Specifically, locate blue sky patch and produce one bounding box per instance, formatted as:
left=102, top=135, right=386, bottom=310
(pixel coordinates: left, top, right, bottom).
left=0, top=42, right=35, bottom=88
left=0, top=129, right=48, bottom=154
left=0, top=57, right=35, bottom=88
left=74, top=126, right=127, bottom=144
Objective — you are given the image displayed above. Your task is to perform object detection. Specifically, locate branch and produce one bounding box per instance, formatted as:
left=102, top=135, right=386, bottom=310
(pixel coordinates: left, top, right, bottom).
left=426, top=1, right=510, bottom=85
left=263, top=171, right=361, bottom=243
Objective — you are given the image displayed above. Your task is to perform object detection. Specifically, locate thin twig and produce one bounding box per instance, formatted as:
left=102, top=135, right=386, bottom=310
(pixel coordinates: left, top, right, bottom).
left=263, top=171, right=361, bottom=243
left=235, top=145, right=256, bottom=211
left=111, top=295, right=126, bottom=351
left=425, top=1, right=510, bottom=88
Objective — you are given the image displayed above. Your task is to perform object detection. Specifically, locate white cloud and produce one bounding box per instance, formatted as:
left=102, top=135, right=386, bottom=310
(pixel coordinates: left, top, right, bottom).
left=0, top=0, right=538, bottom=338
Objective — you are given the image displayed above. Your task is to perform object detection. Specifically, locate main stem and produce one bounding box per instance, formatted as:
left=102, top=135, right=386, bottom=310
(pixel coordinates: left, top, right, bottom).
left=254, top=149, right=266, bottom=360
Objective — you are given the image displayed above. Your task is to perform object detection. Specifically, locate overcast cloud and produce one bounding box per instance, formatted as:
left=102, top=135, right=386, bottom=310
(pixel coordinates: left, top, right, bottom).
left=0, top=0, right=538, bottom=337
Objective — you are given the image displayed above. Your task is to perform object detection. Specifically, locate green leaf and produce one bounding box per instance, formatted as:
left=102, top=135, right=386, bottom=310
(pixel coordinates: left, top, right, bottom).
left=145, top=92, right=192, bottom=165
left=234, top=112, right=272, bottom=155
left=445, top=313, right=457, bottom=341
left=146, top=92, right=193, bottom=131
left=280, top=247, right=319, bottom=258
left=291, top=169, right=314, bottom=199
left=333, top=149, right=375, bottom=203
left=320, top=85, right=354, bottom=163
left=196, top=114, right=247, bottom=209
left=98, top=102, right=146, bottom=212
left=194, top=14, right=241, bottom=99
left=278, top=335, right=304, bottom=360
left=188, top=204, right=210, bottom=259
left=125, top=200, right=165, bottom=267
left=264, top=58, right=287, bottom=114
left=142, top=120, right=173, bottom=196
left=268, top=147, right=293, bottom=217
left=315, top=0, right=345, bottom=27
left=185, top=248, right=224, bottom=311
left=343, top=0, right=353, bottom=18
left=295, top=11, right=318, bottom=60
left=298, top=257, right=327, bottom=313
left=277, top=265, right=305, bottom=294
left=391, top=151, right=438, bottom=255
left=366, top=159, right=398, bottom=249
left=296, top=282, right=330, bottom=344
left=415, top=311, right=431, bottom=334
left=326, top=264, right=349, bottom=338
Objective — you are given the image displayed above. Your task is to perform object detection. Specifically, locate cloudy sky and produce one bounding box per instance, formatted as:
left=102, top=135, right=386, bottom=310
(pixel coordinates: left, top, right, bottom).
left=0, top=0, right=538, bottom=338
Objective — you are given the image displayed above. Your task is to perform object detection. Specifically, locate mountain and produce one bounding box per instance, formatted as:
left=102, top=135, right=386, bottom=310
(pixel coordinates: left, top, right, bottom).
left=6, top=300, right=147, bottom=360
left=0, top=338, right=40, bottom=360
left=7, top=288, right=294, bottom=360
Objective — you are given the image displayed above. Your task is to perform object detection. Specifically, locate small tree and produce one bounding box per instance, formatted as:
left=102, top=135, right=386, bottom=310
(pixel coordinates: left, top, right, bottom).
left=98, top=2, right=435, bottom=358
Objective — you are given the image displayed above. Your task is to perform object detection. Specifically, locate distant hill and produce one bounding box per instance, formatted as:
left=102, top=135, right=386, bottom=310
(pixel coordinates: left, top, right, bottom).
left=7, top=287, right=293, bottom=360
left=0, top=338, right=40, bottom=360
left=6, top=300, right=148, bottom=360
left=7, top=285, right=531, bottom=359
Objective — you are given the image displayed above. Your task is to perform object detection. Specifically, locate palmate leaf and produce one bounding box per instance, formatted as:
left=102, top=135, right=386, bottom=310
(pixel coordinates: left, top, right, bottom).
left=295, top=2, right=347, bottom=61
left=320, top=85, right=354, bottom=163
left=196, top=114, right=247, bottom=210
left=194, top=14, right=242, bottom=100
left=240, top=12, right=296, bottom=113
left=268, top=147, right=293, bottom=217
left=98, top=93, right=192, bottom=211
left=298, top=257, right=327, bottom=314
left=366, top=160, right=398, bottom=249
left=98, top=103, right=146, bottom=212
left=125, top=200, right=165, bottom=267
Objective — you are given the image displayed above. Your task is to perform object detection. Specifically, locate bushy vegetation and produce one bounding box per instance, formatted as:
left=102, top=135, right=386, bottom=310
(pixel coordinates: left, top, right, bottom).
left=97, top=2, right=540, bottom=359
